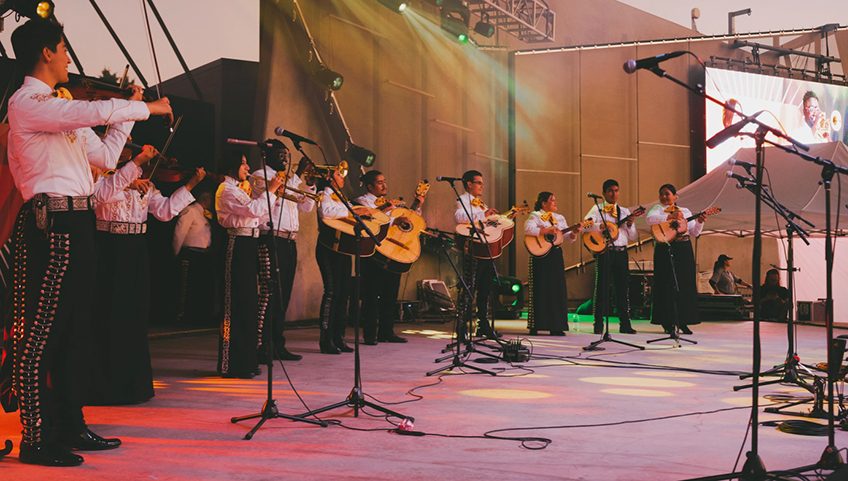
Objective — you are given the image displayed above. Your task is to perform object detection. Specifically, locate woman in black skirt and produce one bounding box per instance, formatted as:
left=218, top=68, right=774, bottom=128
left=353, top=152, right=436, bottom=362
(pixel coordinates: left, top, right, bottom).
left=525, top=192, right=580, bottom=335
left=646, top=184, right=706, bottom=334
left=215, top=153, right=283, bottom=378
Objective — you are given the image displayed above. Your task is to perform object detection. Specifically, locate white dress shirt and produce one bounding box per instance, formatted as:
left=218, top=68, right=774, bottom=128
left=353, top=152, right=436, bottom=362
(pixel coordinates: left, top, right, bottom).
left=318, top=186, right=349, bottom=220
left=95, top=182, right=194, bottom=224
left=215, top=176, right=269, bottom=229
left=583, top=203, right=638, bottom=248
left=91, top=162, right=142, bottom=204
left=454, top=191, right=488, bottom=225
left=250, top=167, right=316, bottom=233
left=646, top=204, right=704, bottom=239
left=7, top=76, right=150, bottom=201
left=524, top=210, right=577, bottom=242
left=173, top=203, right=212, bottom=254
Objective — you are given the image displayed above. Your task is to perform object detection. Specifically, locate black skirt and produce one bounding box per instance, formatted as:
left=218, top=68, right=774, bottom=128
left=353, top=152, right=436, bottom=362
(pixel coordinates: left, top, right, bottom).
left=88, top=231, right=154, bottom=405
left=651, top=240, right=699, bottom=328
left=528, top=246, right=569, bottom=333
left=217, top=235, right=260, bottom=377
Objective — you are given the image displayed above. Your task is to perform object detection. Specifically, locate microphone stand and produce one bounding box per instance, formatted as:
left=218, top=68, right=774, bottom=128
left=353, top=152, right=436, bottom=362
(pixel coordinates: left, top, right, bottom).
left=230, top=140, right=326, bottom=438
left=644, top=61, right=837, bottom=478
left=646, top=236, right=697, bottom=347
left=296, top=173, right=413, bottom=422
left=582, top=195, right=643, bottom=352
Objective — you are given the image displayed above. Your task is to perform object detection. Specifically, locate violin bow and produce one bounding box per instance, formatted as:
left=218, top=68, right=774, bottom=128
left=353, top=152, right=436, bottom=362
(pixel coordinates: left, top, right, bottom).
left=144, top=115, right=183, bottom=180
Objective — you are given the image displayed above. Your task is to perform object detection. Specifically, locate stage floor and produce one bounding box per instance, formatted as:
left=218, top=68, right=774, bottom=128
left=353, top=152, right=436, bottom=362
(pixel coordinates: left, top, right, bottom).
left=1, top=318, right=846, bottom=480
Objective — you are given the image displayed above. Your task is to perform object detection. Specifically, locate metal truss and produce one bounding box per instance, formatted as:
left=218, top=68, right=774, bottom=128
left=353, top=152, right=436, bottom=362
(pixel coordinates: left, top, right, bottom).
left=467, top=0, right=555, bottom=43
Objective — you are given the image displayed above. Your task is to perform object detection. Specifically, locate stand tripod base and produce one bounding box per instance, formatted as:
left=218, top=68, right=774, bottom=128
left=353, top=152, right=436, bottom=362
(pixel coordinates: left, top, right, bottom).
left=427, top=346, right=498, bottom=376
left=583, top=330, right=645, bottom=352
left=646, top=330, right=697, bottom=346
left=296, top=387, right=413, bottom=422
left=231, top=399, right=327, bottom=440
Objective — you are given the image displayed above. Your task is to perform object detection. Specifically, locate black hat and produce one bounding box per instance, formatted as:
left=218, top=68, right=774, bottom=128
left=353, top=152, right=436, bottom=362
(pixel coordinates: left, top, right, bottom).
left=718, top=254, right=733, bottom=262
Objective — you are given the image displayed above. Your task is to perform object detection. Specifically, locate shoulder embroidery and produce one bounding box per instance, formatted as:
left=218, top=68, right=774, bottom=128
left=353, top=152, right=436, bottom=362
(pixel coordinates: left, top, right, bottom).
left=30, top=93, right=53, bottom=103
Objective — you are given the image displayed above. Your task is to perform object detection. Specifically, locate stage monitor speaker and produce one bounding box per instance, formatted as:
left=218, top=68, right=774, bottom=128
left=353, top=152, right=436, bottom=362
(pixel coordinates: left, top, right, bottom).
left=796, top=301, right=812, bottom=322
left=417, top=280, right=456, bottom=321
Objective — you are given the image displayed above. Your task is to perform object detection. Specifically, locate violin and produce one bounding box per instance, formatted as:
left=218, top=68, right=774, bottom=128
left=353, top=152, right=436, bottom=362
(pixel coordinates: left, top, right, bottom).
left=124, top=142, right=222, bottom=184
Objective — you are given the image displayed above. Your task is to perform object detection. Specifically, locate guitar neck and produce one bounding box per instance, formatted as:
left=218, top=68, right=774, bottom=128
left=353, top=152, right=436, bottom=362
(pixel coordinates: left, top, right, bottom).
left=409, top=196, right=421, bottom=212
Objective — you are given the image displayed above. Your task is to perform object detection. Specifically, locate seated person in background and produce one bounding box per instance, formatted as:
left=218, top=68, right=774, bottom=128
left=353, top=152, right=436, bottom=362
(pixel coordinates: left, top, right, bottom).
left=760, top=268, right=790, bottom=321
left=709, top=254, right=752, bottom=294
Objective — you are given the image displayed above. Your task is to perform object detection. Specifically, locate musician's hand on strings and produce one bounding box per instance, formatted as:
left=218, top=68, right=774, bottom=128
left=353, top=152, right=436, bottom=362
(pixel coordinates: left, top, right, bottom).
left=185, top=168, right=206, bottom=191
left=132, top=145, right=158, bottom=166
left=484, top=208, right=498, bottom=216
left=697, top=212, right=707, bottom=223
left=129, top=179, right=153, bottom=195
left=128, top=85, right=144, bottom=101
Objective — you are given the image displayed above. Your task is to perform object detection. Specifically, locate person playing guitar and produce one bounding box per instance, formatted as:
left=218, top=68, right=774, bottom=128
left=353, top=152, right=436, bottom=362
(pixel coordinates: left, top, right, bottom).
left=646, top=183, right=708, bottom=335
left=354, top=170, right=426, bottom=345
left=583, top=179, right=641, bottom=335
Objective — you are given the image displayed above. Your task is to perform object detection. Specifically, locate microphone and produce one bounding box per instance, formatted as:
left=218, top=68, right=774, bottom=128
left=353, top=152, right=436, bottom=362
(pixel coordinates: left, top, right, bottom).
left=623, top=51, right=687, bottom=74
left=729, top=158, right=757, bottom=172
left=726, top=171, right=755, bottom=189
left=436, top=176, right=463, bottom=182
left=587, top=192, right=603, bottom=199
left=227, top=138, right=277, bottom=148
left=274, top=126, right=318, bottom=146
left=706, top=111, right=764, bottom=149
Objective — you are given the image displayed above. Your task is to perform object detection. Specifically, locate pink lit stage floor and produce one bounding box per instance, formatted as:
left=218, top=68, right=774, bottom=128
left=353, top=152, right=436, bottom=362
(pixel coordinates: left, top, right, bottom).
left=1, top=319, right=845, bottom=480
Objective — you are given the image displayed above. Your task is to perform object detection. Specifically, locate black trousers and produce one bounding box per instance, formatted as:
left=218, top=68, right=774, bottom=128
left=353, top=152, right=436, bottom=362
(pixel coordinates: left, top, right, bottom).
left=88, top=232, right=153, bottom=405
left=257, top=235, right=297, bottom=356
left=528, top=246, right=569, bottom=333
left=458, top=254, right=496, bottom=335
left=593, top=249, right=632, bottom=329
left=176, top=247, right=215, bottom=326
left=316, top=243, right=350, bottom=343
left=360, top=259, right=401, bottom=341
left=10, top=204, right=93, bottom=446
left=651, top=240, right=698, bottom=329
left=217, top=235, right=259, bottom=377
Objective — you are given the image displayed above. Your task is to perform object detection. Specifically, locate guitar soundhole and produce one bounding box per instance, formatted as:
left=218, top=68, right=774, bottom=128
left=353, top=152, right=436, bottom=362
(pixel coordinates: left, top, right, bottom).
left=544, top=234, right=555, bottom=243
left=670, top=221, right=679, bottom=229
left=397, top=218, right=412, bottom=232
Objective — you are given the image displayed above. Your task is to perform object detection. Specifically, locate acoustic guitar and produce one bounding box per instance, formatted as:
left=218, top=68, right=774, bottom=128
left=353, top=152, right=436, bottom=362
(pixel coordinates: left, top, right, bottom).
left=651, top=206, right=721, bottom=243
left=456, top=202, right=530, bottom=259
left=524, top=218, right=593, bottom=257
left=319, top=204, right=391, bottom=257
left=372, top=180, right=430, bottom=273
left=582, top=205, right=646, bottom=254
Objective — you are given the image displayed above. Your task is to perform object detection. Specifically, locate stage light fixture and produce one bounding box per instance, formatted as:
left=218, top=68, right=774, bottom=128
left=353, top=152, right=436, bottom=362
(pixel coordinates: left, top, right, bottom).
left=378, top=0, right=408, bottom=13
left=314, top=65, right=344, bottom=91
left=493, top=275, right=525, bottom=319
left=4, top=0, right=54, bottom=19
left=439, top=0, right=470, bottom=44
left=440, top=15, right=469, bottom=44
left=474, top=20, right=495, bottom=38
left=347, top=144, right=376, bottom=167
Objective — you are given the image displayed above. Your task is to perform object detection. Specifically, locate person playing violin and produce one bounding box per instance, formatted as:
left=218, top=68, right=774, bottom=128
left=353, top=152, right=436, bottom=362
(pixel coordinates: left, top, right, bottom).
left=354, top=170, right=424, bottom=345
left=1, top=19, right=172, bottom=467
left=88, top=144, right=204, bottom=405
left=454, top=170, right=500, bottom=340
left=250, top=141, right=316, bottom=362
left=583, top=179, right=638, bottom=335
left=646, top=184, right=706, bottom=335
left=215, top=152, right=283, bottom=378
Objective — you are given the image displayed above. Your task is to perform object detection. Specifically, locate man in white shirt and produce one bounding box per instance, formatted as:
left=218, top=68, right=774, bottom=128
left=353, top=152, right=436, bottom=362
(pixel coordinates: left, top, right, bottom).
left=252, top=142, right=316, bottom=361
left=0, top=19, right=172, bottom=467
left=454, top=170, right=500, bottom=339
left=583, top=179, right=638, bottom=335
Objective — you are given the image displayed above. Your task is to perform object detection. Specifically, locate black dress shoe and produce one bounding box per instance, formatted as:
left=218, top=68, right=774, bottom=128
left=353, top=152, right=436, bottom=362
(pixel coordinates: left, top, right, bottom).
left=619, top=327, right=637, bottom=334
left=60, top=428, right=121, bottom=451
left=662, top=326, right=673, bottom=334
left=222, top=371, right=257, bottom=379
left=679, top=326, right=693, bottom=335
left=593, top=324, right=604, bottom=334
left=19, top=443, right=84, bottom=467
left=275, top=347, right=302, bottom=361
left=363, top=338, right=378, bottom=346
left=319, top=339, right=340, bottom=354
left=378, top=334, right=408, bottom=343
left=334, top=339, right=354, bottom=353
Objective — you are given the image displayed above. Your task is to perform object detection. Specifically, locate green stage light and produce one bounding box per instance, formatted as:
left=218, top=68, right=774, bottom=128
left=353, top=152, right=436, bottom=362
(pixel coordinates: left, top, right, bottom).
left=378, top=0, right=408, bottom=14
left=347, top=144, right=376, bottom=167
left=511, top=283, right=521, bottom=294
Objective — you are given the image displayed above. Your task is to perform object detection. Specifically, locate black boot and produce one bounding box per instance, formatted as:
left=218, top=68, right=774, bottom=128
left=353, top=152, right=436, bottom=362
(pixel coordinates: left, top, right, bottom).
left=334, top=337, right=353, bottom=353
left=60, top=428, right=121, bottom=451
left=19, top=443, right=84, bottom=467
left=319, top=331, right=340, bottom=354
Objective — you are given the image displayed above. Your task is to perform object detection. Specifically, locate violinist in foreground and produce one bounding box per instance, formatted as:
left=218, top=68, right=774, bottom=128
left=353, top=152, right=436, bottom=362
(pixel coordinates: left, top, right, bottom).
left=1, top=19, right=173, bottom=467
left=89, top=143, right=204, bottom=405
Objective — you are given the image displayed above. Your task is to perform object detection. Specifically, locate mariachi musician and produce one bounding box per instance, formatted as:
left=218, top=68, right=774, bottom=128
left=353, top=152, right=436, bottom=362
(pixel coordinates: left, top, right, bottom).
left=645, top=183, right=705, bottom=335
left=524, top=192, right=580, bottom=336
left=251, top=142, right=316, bottom=362
left=2, top=19, right=173, bottom=467
left=89, top=141, right=204, bottom=405
left=215, top=152, right=283, bottom=378
left=315, top=167, right=354, bottom=354
left=453, top=169, right=499, bottom=339
left=354, top=170, right=424, bottom=345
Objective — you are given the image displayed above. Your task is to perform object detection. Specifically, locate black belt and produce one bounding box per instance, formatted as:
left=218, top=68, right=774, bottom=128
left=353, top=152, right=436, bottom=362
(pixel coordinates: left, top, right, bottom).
left=607, top=246, right=627, bottom=252
left=33, top=194, right=93, bottom=212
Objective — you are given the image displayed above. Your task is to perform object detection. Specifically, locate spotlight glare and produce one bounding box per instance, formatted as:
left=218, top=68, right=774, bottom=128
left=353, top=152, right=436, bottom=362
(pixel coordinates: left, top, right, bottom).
left=378, top=0, right=408, bottom=14
left=35, top=1, right=52, bottom=18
